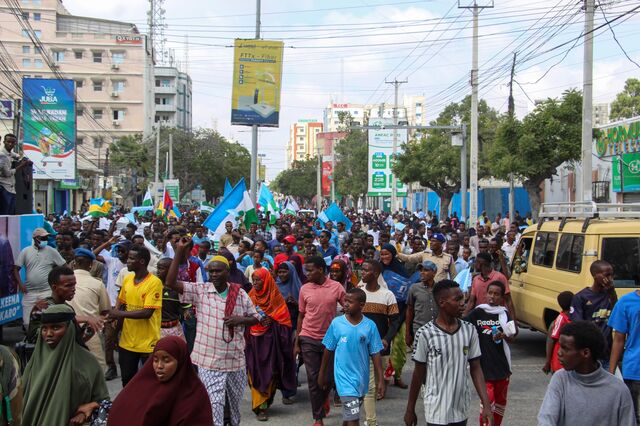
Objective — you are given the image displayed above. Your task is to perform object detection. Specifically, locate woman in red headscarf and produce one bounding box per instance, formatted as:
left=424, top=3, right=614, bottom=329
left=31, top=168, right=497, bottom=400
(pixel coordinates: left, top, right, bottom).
left=107, top=336, right=213, bottom=426
left=246, top=268, right=297, bottom=421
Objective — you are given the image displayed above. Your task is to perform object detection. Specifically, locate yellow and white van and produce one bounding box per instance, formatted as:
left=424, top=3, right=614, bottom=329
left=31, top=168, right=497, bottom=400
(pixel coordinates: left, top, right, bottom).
left=509, top=202, right=640, bottom=333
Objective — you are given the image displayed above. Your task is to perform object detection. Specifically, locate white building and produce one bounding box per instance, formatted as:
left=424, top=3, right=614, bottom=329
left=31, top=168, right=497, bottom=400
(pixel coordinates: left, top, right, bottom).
left=154, top=66, right=192, bottom=130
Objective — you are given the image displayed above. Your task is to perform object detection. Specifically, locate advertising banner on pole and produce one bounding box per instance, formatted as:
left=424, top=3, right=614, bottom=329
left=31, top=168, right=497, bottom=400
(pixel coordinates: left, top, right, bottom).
left=163, top=179, right=180, bottom=204
left=367, top=118, right=407, bottom=196
left=612, top=153, right=640, bottom=192
left=22, top=78, right=76, bottom=180
left=231, top=39, right=284, bottom=127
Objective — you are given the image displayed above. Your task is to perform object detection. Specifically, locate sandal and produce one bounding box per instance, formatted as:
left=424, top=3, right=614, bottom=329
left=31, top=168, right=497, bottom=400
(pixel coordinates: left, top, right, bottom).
left=393, top=377, right=409, bottom=389
left=257, top=410, right=268, bottom=421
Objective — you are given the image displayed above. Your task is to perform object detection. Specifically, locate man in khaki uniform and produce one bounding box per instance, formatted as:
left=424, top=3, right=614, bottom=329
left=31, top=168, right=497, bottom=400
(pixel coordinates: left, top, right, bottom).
left=69, top=248, right=110, bottom=369
left=397, top=233, right=457, bottom=282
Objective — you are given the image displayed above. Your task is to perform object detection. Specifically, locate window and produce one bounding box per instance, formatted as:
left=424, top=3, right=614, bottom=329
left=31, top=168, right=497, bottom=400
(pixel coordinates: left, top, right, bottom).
left=21, top=12, right=29, bottom=20
left=32, top=0, right=41, bottom=4
left=76, top=107, right=84, bottom=117
left=112, top=80, right=125, bottom=92
left=113, top=110, right=125, bottom=121
left=22, top=58, right=31, bottom=67
left=92, top=80, right=103, bottom=91
left=22, top=45, right=30, bottom=54
left=92, top=109, right=103, bottom=119
left=75, top=79, right=83, bottom=88
left=34, top=59, right=43, bottom=68
left=52, top=51, right=64, bottom=62
left=74, top=50, right=83, bottom=59
left=21, top=30, right=29, bottom=38
left=155, top=97, right=172, bottom=105
left=602, top=238, right=640, bottom=288
left=532, top=232, right=558, bottom=267
left=111, top=52, right=124, bottom=64
left=33, top=12, right=41, bottom=21
left=34, top=46, right=42, bottom=54
left=77, top=137, right=84, bottom=145
left=33, top=30, right=41, bottom=39
left=92, top=51, right=102, bottom=63
left=161, top=79, right=171, bottom=87
left=555, top=234, right=584, bottom=273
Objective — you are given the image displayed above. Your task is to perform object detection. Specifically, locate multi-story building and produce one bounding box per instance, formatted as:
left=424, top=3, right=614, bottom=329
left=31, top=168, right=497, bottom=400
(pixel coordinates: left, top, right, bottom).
left=0, top=0, right=155, bottom=212
left=154, top=66, right=192, bottom=130
left=323, top=103, right=366, bottom=132
left=286, top=120, right=323, bottom=168
left=593, top=102, right=609, bottom=127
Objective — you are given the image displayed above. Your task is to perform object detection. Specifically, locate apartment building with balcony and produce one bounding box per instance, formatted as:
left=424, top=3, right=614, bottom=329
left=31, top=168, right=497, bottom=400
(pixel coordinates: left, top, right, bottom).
left=154, top=65, right=192, bottom=130
left=286, top=120, right=323, bottom=168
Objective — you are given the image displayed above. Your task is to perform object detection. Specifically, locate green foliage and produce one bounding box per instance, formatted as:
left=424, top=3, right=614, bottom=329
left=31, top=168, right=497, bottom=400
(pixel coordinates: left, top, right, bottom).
left=271, top=157, right=317, bottom=201
left=610, top=78, right=640, bottom=121
left=393, top=95, right=500, bottom=218
left=489, top=89, right=583, bottom=218
left=110, top=128, right=250, bottom=203
left=334, top=129, right=368, bottom=202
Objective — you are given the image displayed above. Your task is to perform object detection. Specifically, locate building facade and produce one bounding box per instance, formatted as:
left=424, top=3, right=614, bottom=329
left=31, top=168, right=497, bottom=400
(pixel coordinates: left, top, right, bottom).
left=0, top=0, right=155, bottom=213
left=593, top=103, right=609, bottom=127
left=286, top=120, right=323, bottom=168
left=154, top=66, right=192, bottom=130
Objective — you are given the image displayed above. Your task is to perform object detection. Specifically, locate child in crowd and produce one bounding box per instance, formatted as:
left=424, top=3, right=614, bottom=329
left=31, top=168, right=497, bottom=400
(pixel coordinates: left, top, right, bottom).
left=465, top=280, right=517, bottom=426
left=319, top=288, right=385, bottom=426
left=543, top=291, right=574, bottom=374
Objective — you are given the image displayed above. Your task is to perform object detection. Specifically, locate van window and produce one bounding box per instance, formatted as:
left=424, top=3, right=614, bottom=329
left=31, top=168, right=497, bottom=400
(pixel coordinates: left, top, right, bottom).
left=556, top=234, right=584, bottom=273
left=602, top=238, right=640, bottom=288
left=532, top=232, right=558, bottom=267
left=512, top=237, right=533, bottom=274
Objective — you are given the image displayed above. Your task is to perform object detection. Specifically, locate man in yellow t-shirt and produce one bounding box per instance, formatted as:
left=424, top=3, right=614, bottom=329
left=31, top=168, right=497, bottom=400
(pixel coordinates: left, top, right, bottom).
left=107, top=245, right=162, bottom=387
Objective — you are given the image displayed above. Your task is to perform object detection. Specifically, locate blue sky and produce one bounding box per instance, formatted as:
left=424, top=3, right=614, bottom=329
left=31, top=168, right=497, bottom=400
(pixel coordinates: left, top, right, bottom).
left=65, top=0, right=640, bottom=179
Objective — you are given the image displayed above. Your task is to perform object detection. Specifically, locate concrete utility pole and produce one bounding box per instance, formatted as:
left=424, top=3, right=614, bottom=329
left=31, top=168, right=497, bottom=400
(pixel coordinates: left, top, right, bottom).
left=154, top=127, right=160, bottom=198
left=168, top=133, right=173, bottom=179
left=316, top=145, right=322, bottom=212
left=250, top=0, right=261, bottom=205
left=508, top=52, right=516, bottom=224
left=581, top=0, right=595, bottom=202
left=386, top=78, right=407, bottom=213
left=461, top=123, right=467, bottom=220
left=459, top=0, right=493, bottom=225
left=331, top=140, right=336, bottom=202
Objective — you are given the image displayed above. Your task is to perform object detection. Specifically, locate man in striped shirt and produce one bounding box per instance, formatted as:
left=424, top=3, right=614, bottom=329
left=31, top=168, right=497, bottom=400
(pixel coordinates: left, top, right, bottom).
left=404, top=280, right=493, bottom=426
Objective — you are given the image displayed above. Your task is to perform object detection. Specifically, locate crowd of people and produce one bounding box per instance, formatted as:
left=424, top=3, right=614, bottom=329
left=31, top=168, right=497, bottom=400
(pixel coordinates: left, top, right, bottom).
left=0, top=203, right=638, bottom=426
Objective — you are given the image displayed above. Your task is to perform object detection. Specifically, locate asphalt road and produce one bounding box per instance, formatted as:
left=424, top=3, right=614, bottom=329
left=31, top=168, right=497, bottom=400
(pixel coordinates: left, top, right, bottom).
left=2, top=325, right=549, bottom=426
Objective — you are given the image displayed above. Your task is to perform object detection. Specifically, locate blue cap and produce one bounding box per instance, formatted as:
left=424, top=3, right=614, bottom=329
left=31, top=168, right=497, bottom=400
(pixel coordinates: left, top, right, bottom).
left=431, top=233, right=446, bottom=243
left=74, top=248, right=96, bottom=261
left=420, top=260, right=437, bottom=271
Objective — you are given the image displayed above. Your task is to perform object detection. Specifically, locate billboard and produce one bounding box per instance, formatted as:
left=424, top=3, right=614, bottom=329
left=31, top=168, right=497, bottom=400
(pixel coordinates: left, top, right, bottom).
left=22, top=78, right=76, bottom=180
left=164, top=179, right=180, bottom=204
left=367, top=118, right=407, bottom=196
left=231, top=39, right=284, bottom=127
left=595, top=117, right=640, bottom=158
left=612, top=153, right=640, bottom=192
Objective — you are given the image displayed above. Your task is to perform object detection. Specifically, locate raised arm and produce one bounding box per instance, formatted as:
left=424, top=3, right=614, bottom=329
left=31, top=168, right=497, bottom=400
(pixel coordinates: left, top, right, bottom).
left=166, top=237, right=189, bottom=294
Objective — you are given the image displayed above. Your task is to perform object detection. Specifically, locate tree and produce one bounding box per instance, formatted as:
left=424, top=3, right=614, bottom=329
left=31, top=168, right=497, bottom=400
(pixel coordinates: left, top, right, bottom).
left=334, top=129, right=368, bottom=208
left=610, top=78, right=640, bottom=121
left=109, top=128, right=250, bottom=204
left=489, top=89, right=583, bottom=219
left=393, top=96, right=500, bottom=219
left=271, top=157, right=317, bottom=202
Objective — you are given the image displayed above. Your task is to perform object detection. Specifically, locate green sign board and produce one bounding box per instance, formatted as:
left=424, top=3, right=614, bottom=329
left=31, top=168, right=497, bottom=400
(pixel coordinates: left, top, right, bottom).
left=612, top=152, right=640, bottom=192
left=163, top=179, right=180, bottom=203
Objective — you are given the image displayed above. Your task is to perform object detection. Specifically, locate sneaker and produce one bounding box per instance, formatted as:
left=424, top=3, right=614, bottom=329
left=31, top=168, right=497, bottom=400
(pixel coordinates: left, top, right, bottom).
left=104, top=365, right=118, bottom=381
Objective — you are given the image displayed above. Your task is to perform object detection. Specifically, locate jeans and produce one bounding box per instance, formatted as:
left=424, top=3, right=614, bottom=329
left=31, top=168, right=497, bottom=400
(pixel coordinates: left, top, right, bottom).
left=118, top=347, right=149, bottom=387
left=0, top=186, right=15, bottom=215
left=625, top=379, right=640, bottom=425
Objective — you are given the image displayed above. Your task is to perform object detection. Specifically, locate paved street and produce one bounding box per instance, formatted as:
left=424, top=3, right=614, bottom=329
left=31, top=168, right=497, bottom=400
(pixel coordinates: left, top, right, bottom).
left=1, top=323, right=549, bottom=425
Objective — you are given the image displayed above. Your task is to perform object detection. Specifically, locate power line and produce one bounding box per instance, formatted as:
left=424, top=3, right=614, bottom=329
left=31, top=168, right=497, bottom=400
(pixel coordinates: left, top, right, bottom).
left=597, top=0, right=640, bottom=68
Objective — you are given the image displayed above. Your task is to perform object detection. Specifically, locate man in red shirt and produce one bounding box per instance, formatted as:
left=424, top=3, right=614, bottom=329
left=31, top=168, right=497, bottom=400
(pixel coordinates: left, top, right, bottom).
left=464, top=252, right=517, bottom=323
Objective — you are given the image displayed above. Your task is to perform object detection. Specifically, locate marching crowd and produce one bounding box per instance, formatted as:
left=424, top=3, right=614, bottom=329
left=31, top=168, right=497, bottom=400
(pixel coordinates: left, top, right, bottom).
left=1, top=204, right=639, bottom=426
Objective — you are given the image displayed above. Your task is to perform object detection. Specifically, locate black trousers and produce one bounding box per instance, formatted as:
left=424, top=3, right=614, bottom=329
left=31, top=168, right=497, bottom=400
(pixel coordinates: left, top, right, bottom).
left=118, top=346, right=149, bottom=387
left=427, top=421, right=468, bottom=426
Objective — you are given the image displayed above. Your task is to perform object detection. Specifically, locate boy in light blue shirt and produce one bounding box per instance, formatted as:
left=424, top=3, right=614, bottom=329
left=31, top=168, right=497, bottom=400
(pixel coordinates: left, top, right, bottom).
left=319, top=288, right=385, bottom=426
left=609, top=289, right=640, bottom=423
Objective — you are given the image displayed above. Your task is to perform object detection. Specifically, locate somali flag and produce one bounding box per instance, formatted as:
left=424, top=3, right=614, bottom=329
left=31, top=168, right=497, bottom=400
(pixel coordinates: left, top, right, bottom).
left=259, top=183, right=280, bottom=223
left=318, top=202, right=352, bottom=231
left=223, top=178, right=233, bottom=198
left=203, top=178, right=247, bottom=239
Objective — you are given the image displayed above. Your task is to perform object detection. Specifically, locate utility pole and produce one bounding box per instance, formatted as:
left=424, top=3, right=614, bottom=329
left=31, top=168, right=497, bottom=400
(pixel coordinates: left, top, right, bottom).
left=331, top=139, right=336, bottom=202
left=316, top=145, right=322, bottom=212
left=168, top=133, right=173, bottom=179
left=386, top=78, right=407, bottom=213
left=461, top=123, right=467, bottom=221
left=508, top=52, right=516, bottom=224
left=459, top=0, right=493, bottom=225
left=250, top=0, right=261, bottom=205
left=581, top=0, right=594, bottom=202
left=154, top=126, right=160, bottom=200
left=103, top=148, right=109, bottom=191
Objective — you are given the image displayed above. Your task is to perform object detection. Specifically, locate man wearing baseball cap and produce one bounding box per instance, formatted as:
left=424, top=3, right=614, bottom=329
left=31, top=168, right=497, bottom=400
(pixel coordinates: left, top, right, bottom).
left=15, top=227, right=67, bottom=325
left=69, top=248, right=110, bottom=368
left=397, top=233, right=457, bottom=283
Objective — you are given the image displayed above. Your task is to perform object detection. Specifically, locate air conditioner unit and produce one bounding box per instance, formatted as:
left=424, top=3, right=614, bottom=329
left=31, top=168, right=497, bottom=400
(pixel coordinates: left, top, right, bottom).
left=112, top=120, right=120, bottom=127
left=52, top=62, right=60, bottom=69
left=111, top=91, right=119, bottom=98
left=111, top=63, right=119, bottom=70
